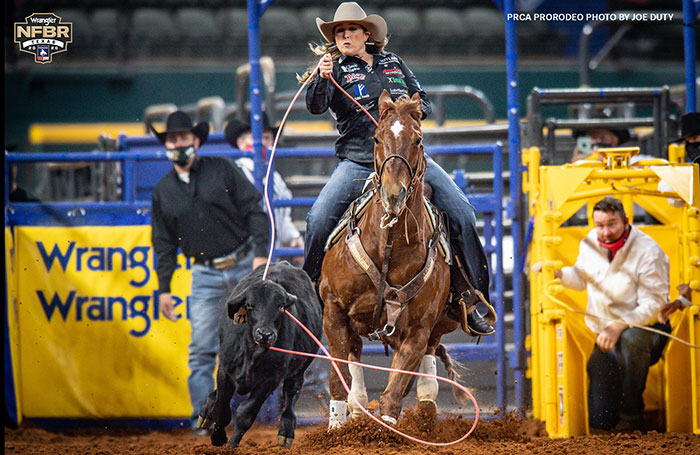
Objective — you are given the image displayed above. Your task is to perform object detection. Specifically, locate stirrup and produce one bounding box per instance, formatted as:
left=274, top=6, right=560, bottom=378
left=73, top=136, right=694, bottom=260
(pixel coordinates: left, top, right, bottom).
left=458, top=298, right=495, bottom=336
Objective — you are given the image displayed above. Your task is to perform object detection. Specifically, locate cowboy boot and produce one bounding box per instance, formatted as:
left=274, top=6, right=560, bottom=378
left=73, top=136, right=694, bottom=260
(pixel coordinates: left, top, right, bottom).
left=466, top=307, right=495, bottom=336
left=448, top=261, right=496, bottom=336
left=456, top=291, right=495, bottom=336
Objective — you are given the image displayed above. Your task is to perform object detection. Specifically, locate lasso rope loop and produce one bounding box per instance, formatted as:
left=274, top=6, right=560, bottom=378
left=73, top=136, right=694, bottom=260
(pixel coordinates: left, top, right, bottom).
left=270, top=310, right=480, bottom=447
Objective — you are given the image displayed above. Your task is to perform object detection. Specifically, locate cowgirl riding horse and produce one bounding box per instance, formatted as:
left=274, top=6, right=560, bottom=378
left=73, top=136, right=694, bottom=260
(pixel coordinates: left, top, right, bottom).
left=299, top=2, right=496, bottom=337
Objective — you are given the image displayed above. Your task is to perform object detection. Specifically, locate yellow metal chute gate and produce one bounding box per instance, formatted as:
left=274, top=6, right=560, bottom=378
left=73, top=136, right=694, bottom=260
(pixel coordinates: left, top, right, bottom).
left=523, top=145, right=700, bottom=437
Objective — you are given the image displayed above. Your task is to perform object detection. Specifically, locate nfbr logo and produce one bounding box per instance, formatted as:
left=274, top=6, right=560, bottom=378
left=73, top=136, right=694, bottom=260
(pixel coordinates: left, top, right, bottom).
left=14, top=13, right=72, bottom=64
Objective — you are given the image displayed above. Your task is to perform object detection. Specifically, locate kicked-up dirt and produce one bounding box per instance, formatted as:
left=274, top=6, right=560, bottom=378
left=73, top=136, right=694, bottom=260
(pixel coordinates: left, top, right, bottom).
left=5, top=408, right=699, bottom=455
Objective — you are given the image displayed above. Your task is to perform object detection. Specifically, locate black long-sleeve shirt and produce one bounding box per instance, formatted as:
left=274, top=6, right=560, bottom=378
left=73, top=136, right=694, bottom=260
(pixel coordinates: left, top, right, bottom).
left=306, top=51, right=432, bottom=164
left=151, top=155, right=270, bottom=293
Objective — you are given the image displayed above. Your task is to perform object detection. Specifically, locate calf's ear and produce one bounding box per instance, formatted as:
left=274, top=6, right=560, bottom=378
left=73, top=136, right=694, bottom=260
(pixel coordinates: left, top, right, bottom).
left=227, top=289, right=247, bottom=320
left=283, top=291, right=298, bottom=308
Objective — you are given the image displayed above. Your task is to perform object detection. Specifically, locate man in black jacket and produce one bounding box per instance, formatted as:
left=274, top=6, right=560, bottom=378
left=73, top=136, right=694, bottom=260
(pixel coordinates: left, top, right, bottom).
left=149, top=111, right=270, bottom=435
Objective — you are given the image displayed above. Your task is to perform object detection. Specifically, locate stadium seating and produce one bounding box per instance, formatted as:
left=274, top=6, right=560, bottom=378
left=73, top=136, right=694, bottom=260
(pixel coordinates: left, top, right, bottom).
left=127, top=8, right=177, bottom=59
left=259, top=7, right=306, bottom=55
left=10, top=0, right=682, bottom=62
left=462, top=7, right=505, bottom=55
left=52, top=9, right=93, bottom=58
left=175, top=8, right=221, bottom=58
left=424, top=7, right=465, bottom=55
left=91, top=8, right=122, bottom=58
left=218, top=7, right=249, bottom=58
left=382, top=8, right=422, bottom=56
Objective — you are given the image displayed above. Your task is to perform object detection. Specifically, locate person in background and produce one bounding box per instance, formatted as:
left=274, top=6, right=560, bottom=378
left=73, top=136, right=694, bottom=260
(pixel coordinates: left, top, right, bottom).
left=149, top=111, right=269, bottom=436
left=224, top=114, right=304, bottom=254
left=571, top=127, right=631, bottom=162
left=532, top=197, right=671, bottom=432
left=657, top=112, right=700, bottom=320
left=9, top=164, right=40, bottom=202
left=674, top=111, right=700, bottom=163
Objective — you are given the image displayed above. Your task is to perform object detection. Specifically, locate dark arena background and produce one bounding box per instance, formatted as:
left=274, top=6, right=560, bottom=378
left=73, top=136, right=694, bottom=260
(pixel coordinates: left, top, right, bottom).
left=5, top=0, right=700, bottom=454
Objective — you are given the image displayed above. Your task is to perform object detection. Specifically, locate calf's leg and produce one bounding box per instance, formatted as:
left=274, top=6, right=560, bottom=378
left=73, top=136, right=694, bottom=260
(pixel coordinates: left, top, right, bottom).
left=208, top=373, right=236, bottom=446
left=277, top=370, right=307, bottom=448
left=228, top=379, right=279, bottom=449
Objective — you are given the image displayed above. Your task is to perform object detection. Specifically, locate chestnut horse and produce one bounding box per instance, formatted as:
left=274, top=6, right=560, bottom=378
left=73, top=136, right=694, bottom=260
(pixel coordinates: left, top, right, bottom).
left=319, top=90, right=464, bottom=428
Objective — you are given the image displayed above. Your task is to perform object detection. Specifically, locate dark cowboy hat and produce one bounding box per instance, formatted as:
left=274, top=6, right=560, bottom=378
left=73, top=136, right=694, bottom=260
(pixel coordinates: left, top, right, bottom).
left=148, top=110, right=209, bottom=145
left=573, top=127, right=630, bottom=146
left=224, top=113, right=279, bottom=148
left=674, top=112, right=700, bottom=143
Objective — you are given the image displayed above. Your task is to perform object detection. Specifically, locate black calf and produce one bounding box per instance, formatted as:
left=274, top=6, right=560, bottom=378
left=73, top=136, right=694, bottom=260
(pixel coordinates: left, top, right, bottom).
left=197, top=261, right=323, bottom=449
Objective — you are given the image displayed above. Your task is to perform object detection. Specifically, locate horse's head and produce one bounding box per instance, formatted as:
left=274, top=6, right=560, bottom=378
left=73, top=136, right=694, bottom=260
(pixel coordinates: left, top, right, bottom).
left=374, top=90, right=426, bottom=219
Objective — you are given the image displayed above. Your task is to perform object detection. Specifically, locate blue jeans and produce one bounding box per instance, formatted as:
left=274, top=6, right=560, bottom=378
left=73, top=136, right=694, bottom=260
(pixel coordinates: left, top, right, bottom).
left=586, top=322, right=670, bottom=430
left=302, top=156, right=489, bottom=297
left=187, top=249, right=254, bottom=428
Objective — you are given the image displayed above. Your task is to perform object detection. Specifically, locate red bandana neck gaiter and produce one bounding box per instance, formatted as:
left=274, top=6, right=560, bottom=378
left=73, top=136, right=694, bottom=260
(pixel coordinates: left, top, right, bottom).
left=598, top=226, right=630, bottom=261
left=242, top=145, right=268, bottom=161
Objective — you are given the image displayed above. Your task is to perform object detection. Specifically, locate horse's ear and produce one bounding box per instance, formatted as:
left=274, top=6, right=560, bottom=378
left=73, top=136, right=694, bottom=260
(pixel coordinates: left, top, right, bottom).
left=409, top=92, right=423, bottom=120
left=378, top=90, right=393, bottom=116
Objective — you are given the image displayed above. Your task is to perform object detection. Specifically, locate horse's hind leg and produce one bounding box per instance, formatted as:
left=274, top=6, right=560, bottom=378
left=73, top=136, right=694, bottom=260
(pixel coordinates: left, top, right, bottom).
left=415, top=354, right=439, bottom=425
left=416, top=318, right=462, bottom=425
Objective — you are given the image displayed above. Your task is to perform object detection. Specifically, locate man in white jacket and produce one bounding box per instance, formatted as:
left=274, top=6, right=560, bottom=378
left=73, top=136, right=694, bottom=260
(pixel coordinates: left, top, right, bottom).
left=533, top=197, right=671, bottom=431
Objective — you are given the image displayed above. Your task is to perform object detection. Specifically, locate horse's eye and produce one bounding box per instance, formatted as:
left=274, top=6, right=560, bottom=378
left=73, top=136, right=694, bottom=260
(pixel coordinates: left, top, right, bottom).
left=415, top=138, right=422, bottom=146
left=374, top=137, right=380, bottom=144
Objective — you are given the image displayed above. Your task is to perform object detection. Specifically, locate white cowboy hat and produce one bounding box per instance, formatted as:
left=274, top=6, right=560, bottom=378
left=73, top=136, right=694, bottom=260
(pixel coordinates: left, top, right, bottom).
left=316, top=2, right=387, bottom=44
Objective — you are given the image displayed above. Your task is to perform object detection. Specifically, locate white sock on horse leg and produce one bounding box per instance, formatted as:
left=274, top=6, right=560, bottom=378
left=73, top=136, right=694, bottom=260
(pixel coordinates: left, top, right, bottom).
left=416, top=355, right=438, bottom=402
left=348, top=363, right=368, bottom=419
left=328, top=400, right=348, bottom=429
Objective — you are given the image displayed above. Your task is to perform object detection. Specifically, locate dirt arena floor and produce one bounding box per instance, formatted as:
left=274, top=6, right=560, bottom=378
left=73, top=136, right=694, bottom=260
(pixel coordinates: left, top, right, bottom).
left=6, top=408, right=700, bottom=455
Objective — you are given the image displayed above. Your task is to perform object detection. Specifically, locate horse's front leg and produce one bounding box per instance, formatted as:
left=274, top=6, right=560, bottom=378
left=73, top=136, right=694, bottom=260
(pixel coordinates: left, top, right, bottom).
left=347, top=332, right=366, bottom=419
left=323, top=295, right=356, bottom=428
left=379, top=331, right=430, bottom=422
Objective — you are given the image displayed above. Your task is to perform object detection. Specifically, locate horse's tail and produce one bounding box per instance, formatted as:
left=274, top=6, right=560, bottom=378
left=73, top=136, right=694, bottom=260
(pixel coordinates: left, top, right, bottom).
left=435, top=344, right=469, bottom=404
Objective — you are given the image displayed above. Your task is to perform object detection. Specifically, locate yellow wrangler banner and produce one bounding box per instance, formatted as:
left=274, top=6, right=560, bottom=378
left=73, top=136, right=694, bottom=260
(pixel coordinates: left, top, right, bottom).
left=13, top=225, right=194, bottom=418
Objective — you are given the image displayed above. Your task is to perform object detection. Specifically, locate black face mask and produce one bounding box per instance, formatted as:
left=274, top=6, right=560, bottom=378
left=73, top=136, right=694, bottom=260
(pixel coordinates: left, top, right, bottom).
left=166, top=145, right=195, bottom=166
left=686, top=142, right=700, bottom=163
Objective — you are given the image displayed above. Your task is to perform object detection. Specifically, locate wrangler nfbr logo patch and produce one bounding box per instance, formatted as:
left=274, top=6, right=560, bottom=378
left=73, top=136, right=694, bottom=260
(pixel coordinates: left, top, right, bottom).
left=14, top=13, right=72, bottom=64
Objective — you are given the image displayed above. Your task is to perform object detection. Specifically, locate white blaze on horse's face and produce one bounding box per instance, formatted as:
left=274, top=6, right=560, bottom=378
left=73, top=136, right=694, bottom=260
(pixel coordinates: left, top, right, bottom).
left=390, top=119, right=404, bottom=138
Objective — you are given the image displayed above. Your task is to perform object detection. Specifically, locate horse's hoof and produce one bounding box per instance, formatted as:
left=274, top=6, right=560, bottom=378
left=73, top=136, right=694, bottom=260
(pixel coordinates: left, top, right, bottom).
left=380, top=415, right=397, bottom=425
left=210, top=428, right=227, bottom=447
left=416, top=399, right=438, bottom=429
left=328, top=400, right=348, bottom=430
left=278, top=435, right=294, bottom=448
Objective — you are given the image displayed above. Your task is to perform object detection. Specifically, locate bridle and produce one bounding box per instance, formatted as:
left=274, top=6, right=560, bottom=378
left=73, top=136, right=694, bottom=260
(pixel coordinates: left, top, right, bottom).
left=373, top=135, right=427, bottom=228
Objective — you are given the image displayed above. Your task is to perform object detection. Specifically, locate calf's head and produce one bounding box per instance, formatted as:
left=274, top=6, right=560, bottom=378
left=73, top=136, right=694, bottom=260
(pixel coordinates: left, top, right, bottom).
left=226, top=280, right=298, bottom=348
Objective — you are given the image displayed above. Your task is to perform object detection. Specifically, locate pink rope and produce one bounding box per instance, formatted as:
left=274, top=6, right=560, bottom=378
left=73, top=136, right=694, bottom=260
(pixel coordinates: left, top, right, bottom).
left=258, top=57, right=481, bottom=445
left=270, top=310, right=480, bottom=447
left=262, top=60, right=322, bottom=280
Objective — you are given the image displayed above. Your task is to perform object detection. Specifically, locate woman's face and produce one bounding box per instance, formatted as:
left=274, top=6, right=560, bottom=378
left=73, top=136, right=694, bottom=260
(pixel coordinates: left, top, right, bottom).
left=334, top=22, right=370, bottom=56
